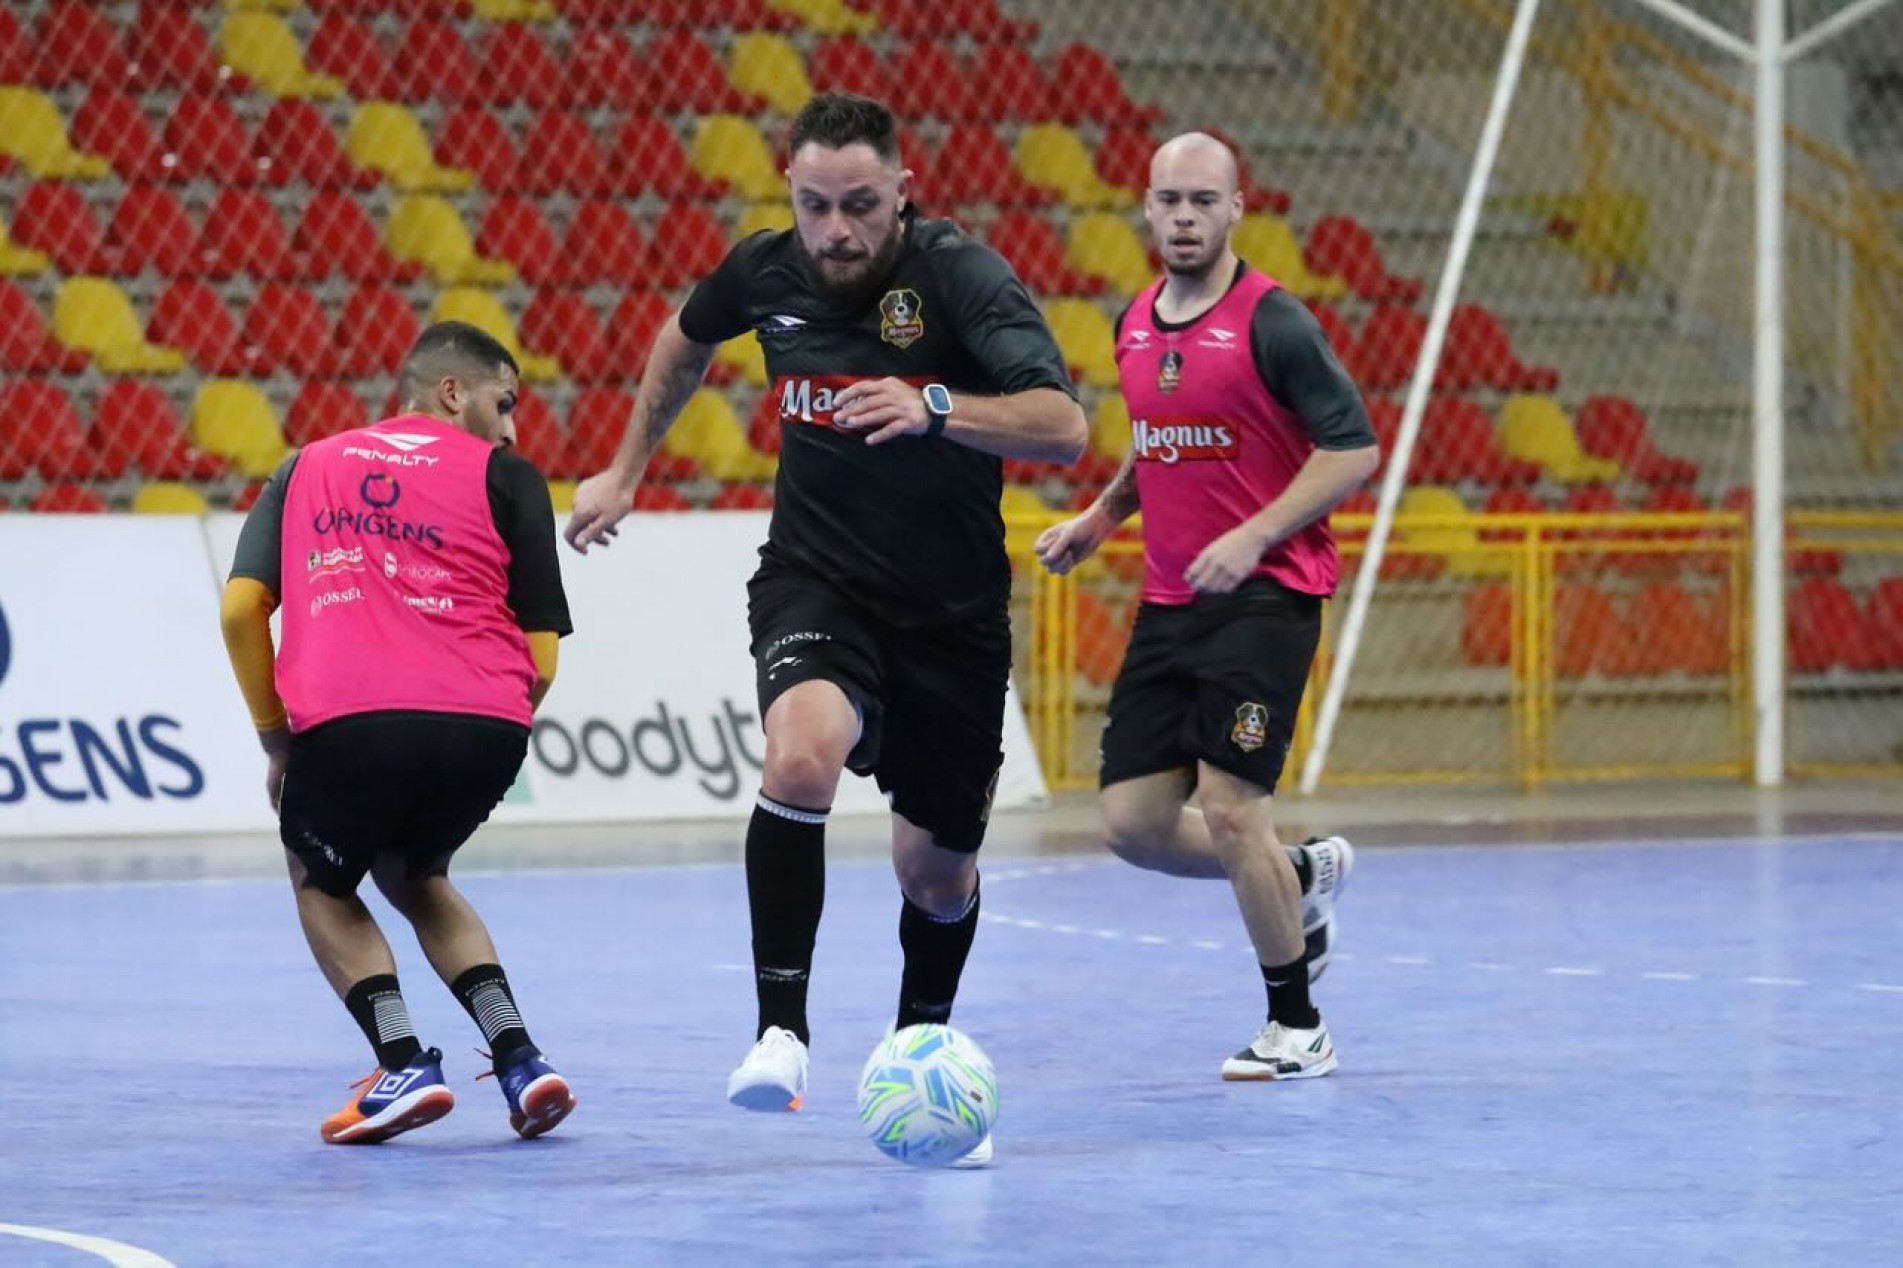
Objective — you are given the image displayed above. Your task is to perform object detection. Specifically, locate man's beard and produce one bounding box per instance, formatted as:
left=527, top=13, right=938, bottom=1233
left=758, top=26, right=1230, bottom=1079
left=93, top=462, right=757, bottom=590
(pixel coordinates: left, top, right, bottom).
left=1161, top=240, right=1226, bottom=280
left=800, top=223, right=906, bottom=310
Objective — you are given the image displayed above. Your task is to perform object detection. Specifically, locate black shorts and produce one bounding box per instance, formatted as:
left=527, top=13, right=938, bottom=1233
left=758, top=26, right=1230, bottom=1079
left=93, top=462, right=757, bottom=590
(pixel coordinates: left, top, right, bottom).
left=1099, top=579, right=1323, bottom=794
left=279, top=711, right=529, bottom=897
left=747, top=560, right=1010, bottom=852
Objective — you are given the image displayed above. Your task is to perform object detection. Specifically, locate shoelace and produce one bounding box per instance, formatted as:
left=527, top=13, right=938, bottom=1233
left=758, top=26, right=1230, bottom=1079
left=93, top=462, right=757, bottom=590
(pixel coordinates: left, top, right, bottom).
left=473, top=1048, right=496, bottom=1083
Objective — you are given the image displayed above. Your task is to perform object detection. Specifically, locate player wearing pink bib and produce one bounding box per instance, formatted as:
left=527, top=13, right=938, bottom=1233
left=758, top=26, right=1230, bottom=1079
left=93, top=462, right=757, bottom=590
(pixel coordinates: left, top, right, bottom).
left=220, top=323, right=578, bottom=1144
left=1036, top=134, right=1379, bottom=1081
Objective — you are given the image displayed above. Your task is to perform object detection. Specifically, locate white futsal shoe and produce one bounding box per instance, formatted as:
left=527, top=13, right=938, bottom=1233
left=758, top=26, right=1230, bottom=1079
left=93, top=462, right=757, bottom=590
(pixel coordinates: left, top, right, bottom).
left=726, top=1025, right=809, bottom=1111
left=950, top=1132, right=993, bottom=1169
left=1298, top=835, right=1355, bottom=934
left=1220, top=1019, right=1338, bottom=1082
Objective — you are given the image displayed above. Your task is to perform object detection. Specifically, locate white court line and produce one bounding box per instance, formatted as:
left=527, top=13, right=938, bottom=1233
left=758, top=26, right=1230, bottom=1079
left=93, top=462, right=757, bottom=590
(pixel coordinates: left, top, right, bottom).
left=1470, top=962, right=1517, bottom=971
left=1134, top=935, right=1169, bottom=945
left=1385, top=955, right=1432, bottom=966
left=1547, top=967, right=1603, bottom=977
left=1192, top=940, right=1225, bottom=951
left=1743, top=976, right=1807, bottom=987
left=1856, top=983, right=1903, bottom=994
left=1051, top=924, right=1081, bottom=935
left=0, top=1224, right=176, bottom=1268
left=1092, top=929, right=1122, bottom=940
left=1641, top=971, right=1700, bottom=982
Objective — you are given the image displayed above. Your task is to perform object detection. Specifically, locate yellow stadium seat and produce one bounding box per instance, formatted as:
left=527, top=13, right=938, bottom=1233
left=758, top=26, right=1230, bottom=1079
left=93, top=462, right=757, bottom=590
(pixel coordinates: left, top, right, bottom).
left=690, top=116, right=783, bottom=201
left=715, top=332, right=769, bottom=387
left=224, top=0, right=299, bottom=12
left=388, top=197, right=515, bottom=286
left=729, top=34, right=813, bottom=115
left=765, top=0, right=879, bottom=34
left=132, top=482, right=212, bottom=515
left=1233, top=214, right=1347, bottom=300
left=191, top=381, right=289, bottom=478
left=663, top=390, right=776, bottom=481
left=220, top=14, right=345, bottom=98
left=735, top=203, right=795, bottom=240
left=1068, top=213, right=1153, bottom=296
left=1043, top=299, right=1119, bottom=388
left=0, top=216, right=50, bottom=275
left=546, top=480, right=577, bottom=513
left=0, top=89, right=111, bottom=180
left=472, top=0, right=558, bottom=18
left=51, top=278, right=187, bottom=374
left=1000, top=484, right=1051, bottom=520
left=1498, top=394, right=1622, bottom=483
left=346, top=104, right=473, bottom=193
left=428, top=288, right=560, bottom=382
left=1015, top=124, right=1132, bottom=210
left=1090, top=394, right=1132, bottom=460
left=1395, top=485, right=1487, bottom=572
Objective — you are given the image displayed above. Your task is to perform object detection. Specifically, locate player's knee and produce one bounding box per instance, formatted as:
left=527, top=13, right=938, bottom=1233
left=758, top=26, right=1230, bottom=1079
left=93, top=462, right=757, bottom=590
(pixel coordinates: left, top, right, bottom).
left=1101, top=805, right=1177, bottom=871
left=896, top=856, right=976, bottom=917
left=762, top=743, right=846, bottom=806
left=1198, top=798, right=1257, bottom=851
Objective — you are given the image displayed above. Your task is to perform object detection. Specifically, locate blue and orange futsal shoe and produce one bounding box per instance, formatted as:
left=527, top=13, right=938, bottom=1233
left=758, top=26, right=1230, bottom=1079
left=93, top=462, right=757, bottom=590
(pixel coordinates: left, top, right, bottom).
left=320, top=1048, right=455, bottom=1145
left=484, top=1046, right=577, bottom=1139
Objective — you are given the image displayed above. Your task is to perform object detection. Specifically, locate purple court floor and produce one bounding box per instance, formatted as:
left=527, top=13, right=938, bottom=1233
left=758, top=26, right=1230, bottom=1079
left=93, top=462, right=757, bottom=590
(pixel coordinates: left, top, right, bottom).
left=2, top=830, right=1900, bottom=1265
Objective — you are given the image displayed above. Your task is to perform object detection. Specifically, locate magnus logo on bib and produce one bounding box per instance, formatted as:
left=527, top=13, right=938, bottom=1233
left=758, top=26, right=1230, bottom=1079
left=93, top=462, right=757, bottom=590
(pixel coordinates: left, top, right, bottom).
left=1131, top=418, right=1240, bottom=465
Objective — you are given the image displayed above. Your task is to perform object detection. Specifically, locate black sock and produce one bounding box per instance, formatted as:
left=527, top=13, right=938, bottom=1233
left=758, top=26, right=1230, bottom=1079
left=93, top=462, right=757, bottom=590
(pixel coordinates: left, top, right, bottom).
left=1262, top=955, right=1320, bottom=1030
left=897, top=878, right=980, bottom=1030
left=1289, top=845, right=1314, bottom=892
left=747, top=793, right=828, bottom=1045
left=450, top=964, right=533, bottom=1072
left=343, top=974, right=424, bottom=1072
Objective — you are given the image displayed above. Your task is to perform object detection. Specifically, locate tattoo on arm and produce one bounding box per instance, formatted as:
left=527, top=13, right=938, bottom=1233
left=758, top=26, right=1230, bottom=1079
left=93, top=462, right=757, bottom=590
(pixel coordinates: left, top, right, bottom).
left=1099, top=455, right=1141, bottom=522
left=633, top=346, right=716, bottom=454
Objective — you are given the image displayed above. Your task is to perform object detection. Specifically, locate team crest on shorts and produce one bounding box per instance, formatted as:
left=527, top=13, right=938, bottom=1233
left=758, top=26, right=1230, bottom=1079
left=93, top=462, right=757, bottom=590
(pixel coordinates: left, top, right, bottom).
left=1231, top=702, right=1270, bottom=753
left=1157, top=349, right=1183, bottom=393
left=879, top=289, right=925, bottom=348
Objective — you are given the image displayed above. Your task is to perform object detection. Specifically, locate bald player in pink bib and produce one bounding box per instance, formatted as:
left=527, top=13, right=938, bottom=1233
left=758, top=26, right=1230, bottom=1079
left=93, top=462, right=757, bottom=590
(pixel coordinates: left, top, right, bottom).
left=1036, top=134, right=1380, bottom=1081
left=220, top=322, right=578, bottom=1143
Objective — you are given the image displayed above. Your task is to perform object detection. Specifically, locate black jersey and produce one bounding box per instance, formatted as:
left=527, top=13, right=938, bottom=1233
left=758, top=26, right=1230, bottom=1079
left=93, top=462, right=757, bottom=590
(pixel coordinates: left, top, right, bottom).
left=679, top=213, right=1076, bottom=628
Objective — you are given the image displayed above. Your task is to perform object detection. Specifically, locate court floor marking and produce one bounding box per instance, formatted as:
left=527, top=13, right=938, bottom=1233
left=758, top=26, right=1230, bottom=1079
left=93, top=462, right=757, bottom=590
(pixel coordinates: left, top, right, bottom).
left=0, top=1223, right=176, bottom=1268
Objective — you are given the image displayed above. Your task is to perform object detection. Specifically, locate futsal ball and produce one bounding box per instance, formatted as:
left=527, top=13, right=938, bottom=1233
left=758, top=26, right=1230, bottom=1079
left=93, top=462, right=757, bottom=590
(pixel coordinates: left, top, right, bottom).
left=856, top=1023, right=998, bottom=1168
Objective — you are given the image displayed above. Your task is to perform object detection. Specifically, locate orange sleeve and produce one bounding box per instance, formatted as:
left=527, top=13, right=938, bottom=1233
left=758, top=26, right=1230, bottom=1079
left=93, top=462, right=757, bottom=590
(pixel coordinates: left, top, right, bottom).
left=219, top=577, right=288, bottom=732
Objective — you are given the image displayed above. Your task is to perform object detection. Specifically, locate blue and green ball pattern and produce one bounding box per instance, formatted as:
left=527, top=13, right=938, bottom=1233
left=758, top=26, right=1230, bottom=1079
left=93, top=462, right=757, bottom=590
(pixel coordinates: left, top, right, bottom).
left=856, top=1024, right=999, bottom=1167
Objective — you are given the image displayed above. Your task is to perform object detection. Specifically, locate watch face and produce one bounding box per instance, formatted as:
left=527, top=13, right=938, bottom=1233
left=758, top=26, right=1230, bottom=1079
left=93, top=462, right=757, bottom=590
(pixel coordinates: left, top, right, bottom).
left=924, top=384, right=952, bottom=415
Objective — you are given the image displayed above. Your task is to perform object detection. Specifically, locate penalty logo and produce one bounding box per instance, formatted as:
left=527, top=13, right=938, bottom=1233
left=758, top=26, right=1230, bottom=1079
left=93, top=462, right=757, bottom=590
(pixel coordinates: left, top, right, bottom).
left=1231, top=702, right=1269, bottom=753
left=879, top=289, right=925, bottom=348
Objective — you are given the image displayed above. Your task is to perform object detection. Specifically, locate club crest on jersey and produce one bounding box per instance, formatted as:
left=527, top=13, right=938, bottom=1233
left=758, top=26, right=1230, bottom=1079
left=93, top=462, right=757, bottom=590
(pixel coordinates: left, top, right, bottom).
left=1231, top=702, right=1270, bottom=753
left=879, top=289, right=925, bottom=348
left=1157, top=349, right=1184, bottom=393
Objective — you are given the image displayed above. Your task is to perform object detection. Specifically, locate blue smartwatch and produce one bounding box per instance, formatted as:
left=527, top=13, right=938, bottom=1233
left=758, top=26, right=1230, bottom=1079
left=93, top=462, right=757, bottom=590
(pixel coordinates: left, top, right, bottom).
left=922, top=383, right=952, bottom=438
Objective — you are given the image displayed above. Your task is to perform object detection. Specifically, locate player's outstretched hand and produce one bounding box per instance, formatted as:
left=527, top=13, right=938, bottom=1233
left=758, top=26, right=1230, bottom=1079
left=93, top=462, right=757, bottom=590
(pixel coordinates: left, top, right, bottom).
left=260, top=726, right=289, bottom=814
left=1034, top=505, right=1113, bottom=576
left=565, top=471, right=638, bottom=554
left=1185, top=523, right=1269, bottom=593
left=833, top=377, right=929, bottom=446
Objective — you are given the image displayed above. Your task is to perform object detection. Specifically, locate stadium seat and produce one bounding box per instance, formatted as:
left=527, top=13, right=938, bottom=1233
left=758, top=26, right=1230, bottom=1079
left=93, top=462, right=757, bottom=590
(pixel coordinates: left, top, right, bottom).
left=1349, top=305, right=1423, bottom=391
left=1498, top=394, right=1621, bottom=483
left=746, top=392, right=783, bottom=456
left=1789, top=577, right=1881, bottom=673
left=0, top=282, right=89, bottom=372
left=690, top=116, right=783, bottom=201
left=33, top=3, right=130, bottom=87
left=990, top=45, right=1057, bottom=122
left=127, top=3, right=222, bottom=90
left=1067, top=213, right=1153, bottom=296
left=608, top=116, right=726, bottom=199
left=256, top=99, right=378, bottom=190
left=292, top=194, right=422, bottom=283
left=1015, top=123, right=1133, bottom=208
left=1442, top=304, right=1560, bottom=392
left=307, top=14, right=399, bottom=100
left=633, top=485, right=693, bottom=512
left=988, top=212, right=1100, bottom=296
left=867, top=0, right=1036, bottom=40
left=1479, top=487, right=1545, bottom=547
left=510, top=390, right=568, bottom=473
left=70, top=90, right=169, bottom=183
left=476, top=23, right=565, bottom=107
left=393, top=19, right=477, bottom=104
left=106, top=186, right=198, bottom=279
left=1050, top=43, right=1161, bottom=126
left=195, top=189, right=297, bottom=281
left=429, top=289, right=560, bottom=382
left=150, top=280, right=248, bottom=374
left=94, top=381, right=226, bottom=480
left=562, top=202, right=649, bottom=287
left=1417, top=397, right=1539, bottom=485
left=1573, top=395, right=1699, bottom=484
left=566, top=28, right=650, bottom=109
left=562, top=388, right=635, bottom=472
left=1629, top=579, right=1727, bottom=676
left=1072, top=591, right=1132, bottom=686
left=242, top=284, right=338, bottom=377
left=472, top=0, right=559, bottom=20
left=1234, top=214, right=1347, bottom=300
left=766, top=0, right=877, bottom=35
left=519, top=111, right=612, bottom=197
left=0, top=214, right=49, bottom=276
left=347, top=103, right=473, bottom=192
left=0, top=381, right=118, bottom=480
left=52, top=278, right=187, bottom=373
left=166, top=95, right=275, bottom=186
left=0, top=88, right=111, bottom=178
left=735, top=203, right=795, bottom=240
left=435, top=107, right=520, bottom=191
left=607, top=290, right=673, bottom=377
left=664, top=391, right=776, bottom=480
left=11, top=183, right=110, bottom=274
left=1637, top=486, right=1727, bottom=575
left=131, top=482, right=212, bottom=515
left=1044, top=299, right=1119, bottom=388
left=524, top=293, right=612, bottom=384
left=334, top=284, right=420, bottom=376
left=715, top=333, right=768, bottom=388
left=1459, top=581, right=1513, bottom=667
left=1396, top=485, right=1483, bottom=576
left=1305, top=215, right=1421, bottom=303
left=220, top=13, right=344, bottom=97
left=190, top=380, right=289, bottom=477
left=0, top=9, right=32, bottom=83
left=648, top=32, right=761, bottom=113
left=810, top=36, right=893, bottom=102
left=647, top=206, right=730, bottom=288
left=1093, top=126, right=1156, bottom=194
left=730, top=33, right=812, bottom=114
left=477, top=197, right=569, bottom=287
left=1308, top=302, right=1357, bottom=364
left=890, top=42, right=980, bottom=124
left=1089, top=393, right=1132, bottom=461
left=1867, top=578, right=1903, bottom=670
left=30, top=484, right=110, bottom=514
left=934, top=126, right=1054, bottom=207
left=709, top=483, right=775, bottom=511
left=388, top=197, right=515, bottom=285
left=1553, top=583, right=1625, bottom=677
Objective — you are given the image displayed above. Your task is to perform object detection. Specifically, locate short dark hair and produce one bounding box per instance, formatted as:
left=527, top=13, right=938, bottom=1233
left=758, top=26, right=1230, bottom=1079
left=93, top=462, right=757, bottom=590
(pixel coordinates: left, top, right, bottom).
left=787, top=92, right=900, bottom=165
left=398, top=321, right=518, bottom=402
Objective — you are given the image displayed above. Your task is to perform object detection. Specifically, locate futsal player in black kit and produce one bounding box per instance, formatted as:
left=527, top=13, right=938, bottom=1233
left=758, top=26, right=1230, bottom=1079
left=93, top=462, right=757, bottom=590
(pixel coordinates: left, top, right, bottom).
left=565, top=94, right=1087, bottom=1164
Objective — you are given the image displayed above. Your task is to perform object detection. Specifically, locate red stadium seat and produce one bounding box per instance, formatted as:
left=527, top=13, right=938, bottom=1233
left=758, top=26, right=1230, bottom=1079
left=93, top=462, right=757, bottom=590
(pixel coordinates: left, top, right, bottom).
left=394, top=21, right=477, bottom=104
left=0, top=285, right=89, bottom=372
left=194, top=189, right=295, bottom=281
left=510, top=390, right=567, bottom=474
left=477, top=197, right=569, bottom=287
left=1094, top=126, right=1157, bottom=193
left=891, top=42, right=979, bottom=123
left=1308, top=302, right=1357, bottom=364
left=307, top=15, right=398, bottom=100
left=866, top=0, right=1033, bottom=39
left=163, top=95, right=272, bottom=186
left=94, top=380, right=228, bottom=481
left=334, top=285, right=420, bottom=376
left=1554, top=583, right=1623, bottom=677
left=107, top=186, right=197, bottom=278
left=1, top=382, right=122, bottom=481
left=633, top=485, right=692, bottom=512
left=127, top=3, right=222, bottom=90
left=1574, top=395, right=1699, bottom=485
left=606, top=291, right=672, bottom=378
left=435, top=107, right=520, bottom=191
left=33, top=2, right=130, bottom=87
left=12, top=181, right=112, bottom=274
left=149, top=280, right=246, bottom=373
left=1306, top=215, right=1421, bottom=303
left=710, top=483, right=774, bottom=511
left=242, top=284, right=338, bottom=377
left=0, top=10, right=34, bottom=84
left=1350, top=305, right=1423, bottom=391
left=1868, top=578, right=1903, bottom=670
left=475, top=23, right=566, bottom=108
left=1789, top=578, right=1881, bottom=672
left=1460, top=581, right=1513, bottom=667
left=606, top=116, right=726, bottom=199
left=563, top=201, right=649, bottom=287
left=991, top=45, right=1056, bottom=121
left=257, top=100, right=378, bottom=191
left=1050, top=43, right=1160, bottom=126
left=70, top=91, right=169, bottom=183
left=564, top=387, right=637, bottom=474
left=292, top=194, right=422, bottom=283
left=647, top=31, right=760, bottom=114
left=987, top=211, right=1099, bottom=295
left=810, top=36, right=894, bottom=102
left=565, top=28, right=650, bottom=110
left=30, top=484, right=110, bottom=514
left=286, top=382, right=370, bottom=447
left=934, top=127, right=1055, bottom=207
left=523, top=293, right=612, bottom=385
left=1442, top=304, right=1559, bottom=392
left=519, top=111, right=612, bottom=197
left=640, top=0, right=793, bottom=32
left=747, top=392, right=782, bottom=456
left=647, top=206, right=729, bottom=289
left=1417, top=397, right=1539, bottom=484
left=1630, top=579, right=1726, bottom=675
